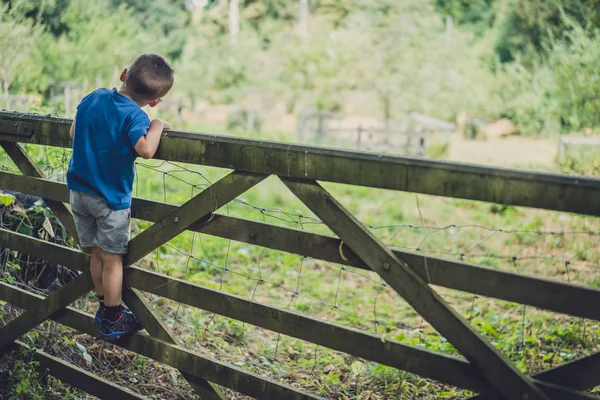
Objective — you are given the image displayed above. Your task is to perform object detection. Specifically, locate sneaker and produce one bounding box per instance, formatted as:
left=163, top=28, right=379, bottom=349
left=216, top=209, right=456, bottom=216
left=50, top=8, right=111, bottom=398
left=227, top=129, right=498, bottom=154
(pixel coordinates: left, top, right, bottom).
left=92, top=303, right=131, bottom=325
left=100, top=310, right=143, bottom=341
left=92, top=306, right=105, bottom=325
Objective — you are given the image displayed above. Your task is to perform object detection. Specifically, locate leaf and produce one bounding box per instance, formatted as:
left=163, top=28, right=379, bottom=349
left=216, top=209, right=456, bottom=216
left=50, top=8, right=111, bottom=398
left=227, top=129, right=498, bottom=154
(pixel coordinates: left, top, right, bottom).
left=350, top=361, right=363, bottom=376
left=436, top=391, right=456, bottom=398
left=16, top=221, right=33, bottom=236
left=42, top=218, right=55, bottom=238
left=82, top=352, right=93, bottom=365
left=0, top=193, right=15, bottom=207
left=76, top=342, right=93, bottom=365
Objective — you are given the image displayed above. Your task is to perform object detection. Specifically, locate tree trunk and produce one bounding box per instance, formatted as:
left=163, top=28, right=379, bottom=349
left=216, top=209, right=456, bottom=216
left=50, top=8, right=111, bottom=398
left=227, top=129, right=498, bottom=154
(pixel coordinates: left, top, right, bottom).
left=229, top=0, right=240, bottom=44
left=380, top=92, right=391, bottom=130
left=298, top=0, right=309, bottom=37
left=2, top=68, right=9, bottom=110
left=445, top=16, right=453, bottom=42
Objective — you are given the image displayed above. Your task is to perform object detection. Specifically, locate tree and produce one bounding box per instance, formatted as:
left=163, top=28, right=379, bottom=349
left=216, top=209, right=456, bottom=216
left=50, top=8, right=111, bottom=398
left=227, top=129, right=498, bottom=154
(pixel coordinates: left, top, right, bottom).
left=495, top=0, right=600, bottom=65
left=341, top=0, right=457, bottom=122
left=46, top=0, right=154, bottom=87
left=0, top=1, right=44, bottom=99
left=108, top=0, right=190, bottom=59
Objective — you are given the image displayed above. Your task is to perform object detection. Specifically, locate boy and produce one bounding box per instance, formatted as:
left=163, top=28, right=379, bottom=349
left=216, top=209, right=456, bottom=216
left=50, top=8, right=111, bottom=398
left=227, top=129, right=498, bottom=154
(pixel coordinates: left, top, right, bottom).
left=67, top=54, right=174, bottom=340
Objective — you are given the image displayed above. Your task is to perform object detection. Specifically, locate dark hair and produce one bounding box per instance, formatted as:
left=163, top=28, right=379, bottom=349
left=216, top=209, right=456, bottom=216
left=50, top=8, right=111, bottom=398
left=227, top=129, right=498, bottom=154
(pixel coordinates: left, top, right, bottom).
left=125, top=54, right=174, bottom=100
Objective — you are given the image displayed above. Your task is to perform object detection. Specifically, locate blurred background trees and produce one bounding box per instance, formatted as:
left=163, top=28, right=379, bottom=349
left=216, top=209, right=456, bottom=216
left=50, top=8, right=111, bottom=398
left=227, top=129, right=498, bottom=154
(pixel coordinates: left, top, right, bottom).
left=1, top=0, right=600, bottom=135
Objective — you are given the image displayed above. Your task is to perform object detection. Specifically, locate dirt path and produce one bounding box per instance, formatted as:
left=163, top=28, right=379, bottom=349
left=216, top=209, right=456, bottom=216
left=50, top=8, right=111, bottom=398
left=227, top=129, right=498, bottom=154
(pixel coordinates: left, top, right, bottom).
left=448, top=135, right=558, bottom=168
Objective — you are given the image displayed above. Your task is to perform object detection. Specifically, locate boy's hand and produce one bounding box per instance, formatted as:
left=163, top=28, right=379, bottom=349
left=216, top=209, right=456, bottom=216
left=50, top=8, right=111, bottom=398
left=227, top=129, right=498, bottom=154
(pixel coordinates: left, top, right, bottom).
left=135, top=119, right=171, bottom=159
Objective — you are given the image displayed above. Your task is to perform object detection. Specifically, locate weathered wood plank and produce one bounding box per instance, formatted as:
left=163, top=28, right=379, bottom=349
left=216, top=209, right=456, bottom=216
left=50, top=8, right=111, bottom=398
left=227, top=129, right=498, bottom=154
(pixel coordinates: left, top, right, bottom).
left=12, top=340, right=148, bottom=400
left=1, top=112, right=599, bottom=215
left=472, top=353, right=600, bottom=399
left=534, top=353, right=600, bottom=391
left=282, top=178, right=548, bottom=400
left=4, top=172, right=600, bottom=322
left=125, top=170, right=266, bottom=266
left=0, top=283, right=325, bottom=400
left=0, top=282, right=592, bottom=399
left=0, top=271, right=93, bottom=350
left=122, top=288, right=227, bottom=400
left=0, top=141, right=78, bottom=242
left=0, top=228, right=490, bottom=392
left=534, top=383, right=598, bottom=400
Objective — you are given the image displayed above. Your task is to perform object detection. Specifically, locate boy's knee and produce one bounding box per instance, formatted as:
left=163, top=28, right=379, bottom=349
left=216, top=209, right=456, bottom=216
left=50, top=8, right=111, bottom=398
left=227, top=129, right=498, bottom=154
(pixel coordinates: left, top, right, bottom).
left=98, top=247, right=123, bottom=264
left=91, top=246, right=103, bottom=260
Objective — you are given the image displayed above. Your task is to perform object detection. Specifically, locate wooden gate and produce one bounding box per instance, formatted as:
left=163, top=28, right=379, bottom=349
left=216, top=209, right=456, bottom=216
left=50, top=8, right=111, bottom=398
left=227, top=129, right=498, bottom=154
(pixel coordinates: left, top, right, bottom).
left=1, top=111, right=600, bottom=399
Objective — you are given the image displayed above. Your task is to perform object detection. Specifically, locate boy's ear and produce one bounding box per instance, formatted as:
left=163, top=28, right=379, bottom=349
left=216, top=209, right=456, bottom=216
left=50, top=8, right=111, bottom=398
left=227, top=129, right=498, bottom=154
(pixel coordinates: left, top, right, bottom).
left=148, top=98, right=162, bottom=108
left=119, top=68, right=128, bottom=83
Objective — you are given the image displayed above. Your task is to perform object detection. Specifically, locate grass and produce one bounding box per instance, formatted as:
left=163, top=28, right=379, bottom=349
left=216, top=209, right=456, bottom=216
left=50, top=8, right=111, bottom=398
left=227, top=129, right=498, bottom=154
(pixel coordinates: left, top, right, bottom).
left=1, top=131, right=600, bottom=399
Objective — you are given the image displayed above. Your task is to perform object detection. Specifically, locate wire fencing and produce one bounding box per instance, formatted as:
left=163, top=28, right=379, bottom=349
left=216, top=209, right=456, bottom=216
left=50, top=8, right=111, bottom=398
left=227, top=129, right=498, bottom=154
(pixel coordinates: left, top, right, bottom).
left=1, top=132, right=599, bottom=398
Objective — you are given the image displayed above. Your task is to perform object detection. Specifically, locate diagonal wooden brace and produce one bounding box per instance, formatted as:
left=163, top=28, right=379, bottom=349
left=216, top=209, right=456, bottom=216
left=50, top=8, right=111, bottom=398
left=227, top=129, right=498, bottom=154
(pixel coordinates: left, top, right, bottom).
left=472, top=351, right=600, bottom=399
left=123, top=288, right=227, bottom=400
left=282, top=178, right=549, bottom=400
left=0, top=270, right=94, bottom=350
left=120, top=170, right=265, bottom=399
left=0, top=141, right=79, bottom=242
left=125, top=170, right=266, bottom=266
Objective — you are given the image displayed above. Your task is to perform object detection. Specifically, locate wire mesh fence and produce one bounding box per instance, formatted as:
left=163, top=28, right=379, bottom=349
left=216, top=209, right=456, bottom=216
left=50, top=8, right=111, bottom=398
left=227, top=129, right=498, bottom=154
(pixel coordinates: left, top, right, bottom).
left=1, top=130, right=600, bottom=399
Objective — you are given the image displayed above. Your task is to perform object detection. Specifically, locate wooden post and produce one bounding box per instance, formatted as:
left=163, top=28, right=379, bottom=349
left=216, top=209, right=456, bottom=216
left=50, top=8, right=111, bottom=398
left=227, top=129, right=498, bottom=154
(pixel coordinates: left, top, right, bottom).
left=298, top=0, right=308, bottom=37
left=229, top=0, right=240, bottom=44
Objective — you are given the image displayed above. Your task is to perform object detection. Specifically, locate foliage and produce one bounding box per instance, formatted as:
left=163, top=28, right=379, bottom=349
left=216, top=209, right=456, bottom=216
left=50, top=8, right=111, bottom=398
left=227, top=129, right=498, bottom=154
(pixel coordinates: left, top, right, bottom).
left=0, top=1, right=45, bottom=94
left=495, top=0, right=600, bottom=65
left=550, top=24, right=600, bottom=131
left=2, top=0, right=600, bottom=134
left=0, top=348, right=83, bottom=399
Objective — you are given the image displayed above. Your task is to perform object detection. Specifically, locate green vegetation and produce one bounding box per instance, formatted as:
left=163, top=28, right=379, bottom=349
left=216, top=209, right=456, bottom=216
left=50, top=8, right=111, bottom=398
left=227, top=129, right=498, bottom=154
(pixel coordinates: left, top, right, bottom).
left=2, top=0, right=600, bottom=398
left=1, top=0, right=600, bottom=134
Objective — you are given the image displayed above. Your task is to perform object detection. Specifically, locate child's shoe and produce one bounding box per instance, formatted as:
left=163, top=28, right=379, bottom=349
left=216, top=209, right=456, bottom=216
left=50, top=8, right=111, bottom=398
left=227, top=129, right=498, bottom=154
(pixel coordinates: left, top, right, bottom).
left=92, top=305, right=105, bottom=325
left=100, top=310, right=143, bottom=340
left=93, top=303, right=133, bottom=325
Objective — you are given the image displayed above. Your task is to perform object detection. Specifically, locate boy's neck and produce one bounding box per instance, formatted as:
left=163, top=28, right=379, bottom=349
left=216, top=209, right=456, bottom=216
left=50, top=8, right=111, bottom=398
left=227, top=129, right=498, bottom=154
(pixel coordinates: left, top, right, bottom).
left=118, top=85, right=148, bottom=108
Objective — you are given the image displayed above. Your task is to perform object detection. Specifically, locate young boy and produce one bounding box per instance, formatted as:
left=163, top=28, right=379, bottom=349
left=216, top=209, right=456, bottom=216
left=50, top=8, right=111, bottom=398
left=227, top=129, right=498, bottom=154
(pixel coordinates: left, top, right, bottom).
left=67, top=54, right=174, bottom=340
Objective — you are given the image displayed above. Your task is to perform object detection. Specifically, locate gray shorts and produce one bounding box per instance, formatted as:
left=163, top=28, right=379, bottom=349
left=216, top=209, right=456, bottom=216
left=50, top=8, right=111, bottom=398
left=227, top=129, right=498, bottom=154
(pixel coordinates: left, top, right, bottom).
left=70, top=190, right=131, bottom=254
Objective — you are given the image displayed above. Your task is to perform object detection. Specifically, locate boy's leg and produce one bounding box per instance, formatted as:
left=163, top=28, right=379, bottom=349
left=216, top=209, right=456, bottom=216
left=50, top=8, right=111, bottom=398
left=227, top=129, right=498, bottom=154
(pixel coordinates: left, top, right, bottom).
left=90, top=246, right=104, bottom=296
left=100, top=249, right=124, bottom=308
left=84, top=193, right=141, bottom=338
left=99, top=247, right=142, bottom=339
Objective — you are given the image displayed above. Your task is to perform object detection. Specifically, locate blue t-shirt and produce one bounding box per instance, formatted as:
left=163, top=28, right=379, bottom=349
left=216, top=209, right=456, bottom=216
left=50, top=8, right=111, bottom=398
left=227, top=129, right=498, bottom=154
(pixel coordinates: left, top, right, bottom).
left=67, top=88, right=150, bottom=210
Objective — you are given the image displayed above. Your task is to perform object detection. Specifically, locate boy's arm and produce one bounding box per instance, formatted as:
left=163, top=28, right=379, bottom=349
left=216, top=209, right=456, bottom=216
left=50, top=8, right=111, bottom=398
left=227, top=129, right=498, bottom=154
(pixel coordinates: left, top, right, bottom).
left=70, top=119, right=75, bottom=139
left=134, top=119, right=171, bottom=159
